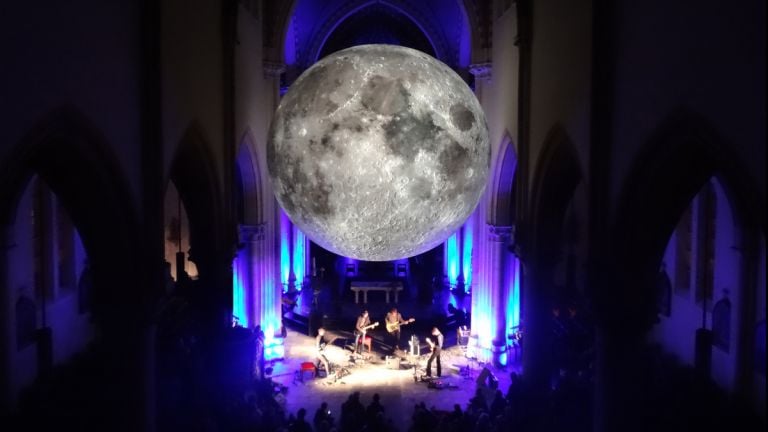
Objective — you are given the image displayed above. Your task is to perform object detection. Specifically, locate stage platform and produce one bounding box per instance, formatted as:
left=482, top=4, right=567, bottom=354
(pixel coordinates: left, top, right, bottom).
left=266, top=330, right=519, bottom=428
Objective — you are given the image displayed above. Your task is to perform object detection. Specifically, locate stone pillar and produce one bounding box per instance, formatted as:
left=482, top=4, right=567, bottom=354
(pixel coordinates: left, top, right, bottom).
left=521, top=260, right=555, bottom=392
left=263, top=61, right=285, bottom=104
left=241, top=223, right=282, bottom=336
left=239, top=224, right=264, bottom=328
left=0, top=225, right=13, bottom=411
left=590, top=260, right=657, bottom=432
left=488, top=225, right=512, bottom=365
left=469, top=62, right=492, bottom=102
left=593, top=323, right=647, bottom=432
left=471, top=223, right=511, bottom=364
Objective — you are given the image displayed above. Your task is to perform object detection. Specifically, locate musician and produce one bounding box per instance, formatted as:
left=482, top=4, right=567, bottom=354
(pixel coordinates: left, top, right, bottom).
left=316, top=327, right=330, bottom=374
left=385, top=307, right=408, bottom=352
left=354, top=310, right=372, bottom=354
left=425, top=327, right=443, bottom=378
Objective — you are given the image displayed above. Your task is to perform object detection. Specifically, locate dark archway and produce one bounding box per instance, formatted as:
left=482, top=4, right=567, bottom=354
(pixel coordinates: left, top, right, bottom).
left=317, top=2, right=436, bottom=60
left=611, top=110, right=764, bottom=330
left=491, top=133, right=518, bottom=226
left=610, top=109, right=765, bottom=401
left=269, top=0, right=480, bottom=70
left=0, top=106, right=141, bottom=420
left=0, top=106, right=139, bottom=321
left=523, top=124, right=584, bottom=390
left=530, top=125, right=584, bottom=271
left=235, top=131, right=264, bottom=225
left=167, top=121, right=224, bottom=282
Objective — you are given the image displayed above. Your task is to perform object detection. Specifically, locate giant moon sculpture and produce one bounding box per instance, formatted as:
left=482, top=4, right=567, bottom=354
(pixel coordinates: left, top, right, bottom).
left=267, top=45, right=489, bottom=261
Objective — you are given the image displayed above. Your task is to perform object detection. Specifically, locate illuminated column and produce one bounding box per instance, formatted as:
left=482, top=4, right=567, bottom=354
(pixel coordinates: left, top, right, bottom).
left=292, top=225, right=308, bottom=291
left=236, top=224, right=266, bottom=328
left=0, top=226, right=11, bottom=408
left=470, top=222, right=512, bottom=365
left=279, top=210, right=292, bottom=292
left=488, top=225, right=513, bottom=365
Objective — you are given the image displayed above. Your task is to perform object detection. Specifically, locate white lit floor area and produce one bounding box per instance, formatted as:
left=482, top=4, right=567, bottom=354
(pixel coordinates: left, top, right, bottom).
left=267, top=330, right=520, bottom=428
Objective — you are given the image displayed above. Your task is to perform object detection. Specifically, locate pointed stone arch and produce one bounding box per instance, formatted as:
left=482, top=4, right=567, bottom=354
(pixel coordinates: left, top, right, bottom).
left=0, top=105, right=139, bottom=308
left=0, top=106, right=140, bottom=413
left=611, top=108, right=764, bottom=397
left=522, top=123, right=584, bottom=390
left=611, top=109, right=764, bottom=328
left=530, top=124, right=584, bottom=268
left=235, top=130, right=265, bottom=225
left=489, top=131, right=517, bottom=225
left=167, top=120, right=224, bottom=278
left=268, top=0, right=480, bottom=69
left=304, top=0, right=446, bottom=66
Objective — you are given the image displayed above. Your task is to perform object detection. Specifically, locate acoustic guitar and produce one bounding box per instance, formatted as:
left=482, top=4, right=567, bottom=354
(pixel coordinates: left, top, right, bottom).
left=386, top=318, right=415, bottom=333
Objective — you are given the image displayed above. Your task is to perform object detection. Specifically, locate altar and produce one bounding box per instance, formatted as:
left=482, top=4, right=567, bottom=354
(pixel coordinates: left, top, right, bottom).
left=350, top=281, right=404, bottom=304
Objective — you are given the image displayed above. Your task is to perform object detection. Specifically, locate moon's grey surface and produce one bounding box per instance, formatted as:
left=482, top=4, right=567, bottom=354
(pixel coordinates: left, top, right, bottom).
left=267, top=44, right=489, bottom=261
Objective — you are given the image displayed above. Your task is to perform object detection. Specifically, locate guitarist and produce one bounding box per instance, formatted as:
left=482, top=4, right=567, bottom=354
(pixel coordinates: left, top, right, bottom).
left=385, top=307, right=414, bottom=353
left=354, top=310, right=375, bottom=354
left=316, top=327, right=330, bottom=375
left=425, top=327, right=443, bottom=378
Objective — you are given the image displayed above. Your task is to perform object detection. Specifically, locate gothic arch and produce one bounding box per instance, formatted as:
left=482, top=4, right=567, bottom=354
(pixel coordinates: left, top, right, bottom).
left=489, top=132, right=517, bottom=225
left=304, top=0, right=446, bottom=66
left=167, top=121, right=224, bottom=278
left=529, top=124, right=584, bottom=269
left=611, top=110, right=764, bottom=328
left=521, top=123, right=584, bottom=390
left=0, top=106, right=139, bottom=314
left=268, top=0, right=479, bottom=69
left=236, top=130, right=265, bottom=224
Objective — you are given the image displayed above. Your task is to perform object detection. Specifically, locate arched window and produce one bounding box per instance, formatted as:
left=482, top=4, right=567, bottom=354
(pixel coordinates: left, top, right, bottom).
left=711, top=297, right=731, bottom=352
left=16, top=295, right=37, bottom=350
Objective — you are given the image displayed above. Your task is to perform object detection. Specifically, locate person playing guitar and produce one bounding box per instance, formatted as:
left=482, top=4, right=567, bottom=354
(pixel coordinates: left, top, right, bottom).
left=385, top=307, right=415, bottom=353
left=316, top=327, right=330, bottom=375
left=354, top=310, right=379, bottom=354
left=425, top=327, right=443, bottom=378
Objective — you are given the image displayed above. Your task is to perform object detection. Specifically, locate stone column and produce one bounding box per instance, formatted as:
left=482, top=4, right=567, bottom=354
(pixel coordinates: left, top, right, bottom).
left=239, top=224, right=264, bottom=328
left=263, top=61, right=285, bottom=106
left=488, top=225, right=513, bottom=365
left=521, top=259, right=555, bottom=393
left=471, top=223, right=511, bottom=364
left=593, top=322, right=647, bottom=432
left=0, top=225, right=13, bottom=411
left=469, top=62, right=493, bottom=100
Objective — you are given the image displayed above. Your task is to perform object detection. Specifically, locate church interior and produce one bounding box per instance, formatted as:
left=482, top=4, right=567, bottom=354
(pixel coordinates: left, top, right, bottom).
left=0, top=1, right=765, bottom=431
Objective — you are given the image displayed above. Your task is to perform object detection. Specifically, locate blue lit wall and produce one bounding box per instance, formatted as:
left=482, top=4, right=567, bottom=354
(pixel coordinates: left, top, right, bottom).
left=292, top=227, right=306, bottom=291
left=445, top=233, right=459, bottom=286
left=462, top=217, right=473, bottom=291
left=232, top=255, right=248, bottom=328
left=506, top=257, right=521, bottom=336
left=280, top=210, right=291, bottom=291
